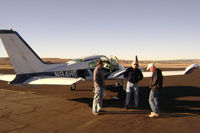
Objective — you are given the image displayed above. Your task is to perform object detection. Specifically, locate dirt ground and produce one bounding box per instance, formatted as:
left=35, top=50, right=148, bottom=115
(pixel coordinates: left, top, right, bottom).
left=0, top=67, right=200, bottom=133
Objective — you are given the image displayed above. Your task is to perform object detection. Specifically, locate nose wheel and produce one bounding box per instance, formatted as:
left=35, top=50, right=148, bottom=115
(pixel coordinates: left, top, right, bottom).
left=69, top=83, right=76, bottom=91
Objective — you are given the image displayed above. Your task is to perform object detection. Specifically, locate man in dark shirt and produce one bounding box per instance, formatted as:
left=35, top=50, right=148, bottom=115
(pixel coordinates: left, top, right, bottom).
left=147, top=63, right=163, bottom=118
left=92, top=60, right=106, bottom=115
left=123, top=61, right=143, bottom=109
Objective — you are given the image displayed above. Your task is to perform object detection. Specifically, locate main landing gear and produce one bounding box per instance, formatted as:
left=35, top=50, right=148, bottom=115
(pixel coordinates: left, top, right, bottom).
left=111, top=79, right=126, bottom=99
left=69, top=83, right=76, bottom=91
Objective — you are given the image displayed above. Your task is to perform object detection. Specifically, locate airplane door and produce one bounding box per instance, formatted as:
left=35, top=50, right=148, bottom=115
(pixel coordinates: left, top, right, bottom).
left=79, top=70, right=85, bottom=79
left=110, top=55, right=119, bottom=71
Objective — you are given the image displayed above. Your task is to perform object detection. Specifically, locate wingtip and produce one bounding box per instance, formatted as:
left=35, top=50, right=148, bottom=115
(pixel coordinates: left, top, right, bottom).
left=184, top=63, right=199, bottom=74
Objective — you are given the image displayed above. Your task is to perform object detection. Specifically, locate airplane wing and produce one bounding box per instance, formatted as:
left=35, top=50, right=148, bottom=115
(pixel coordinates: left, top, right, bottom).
left=107, top=68, right=127, bottom=79
left=22, top=76, right=84, bottom=85
left=107, top=63, right=199, bottom=79
left=143, top=71, right=186, bottom=77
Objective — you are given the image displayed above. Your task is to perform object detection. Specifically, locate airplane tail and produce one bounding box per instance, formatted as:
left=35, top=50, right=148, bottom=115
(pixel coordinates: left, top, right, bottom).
left=0, top=30, right=59, bottom=74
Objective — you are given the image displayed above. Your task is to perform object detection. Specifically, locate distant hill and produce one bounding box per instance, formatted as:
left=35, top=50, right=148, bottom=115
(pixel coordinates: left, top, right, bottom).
left=0, top=57, right=12, bottom=65
left=0, top=57, right=199, bottom=66
left=42, top=58, right=71, bottom=64
left=119, top=59, right=200, bottom=65
left=0, top=58, right=71, bottom=65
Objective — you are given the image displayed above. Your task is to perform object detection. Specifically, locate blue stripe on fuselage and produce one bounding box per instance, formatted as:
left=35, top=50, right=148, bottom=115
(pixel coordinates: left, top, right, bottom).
left=9, top=70, right=86, bottom=84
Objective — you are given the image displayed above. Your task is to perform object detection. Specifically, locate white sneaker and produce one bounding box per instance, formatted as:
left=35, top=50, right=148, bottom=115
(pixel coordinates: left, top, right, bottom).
left=149, top=112, right=159, bottom=118
left=93, top=112, right=99, bottom=115
left=151, top=112, right=160, bottom=115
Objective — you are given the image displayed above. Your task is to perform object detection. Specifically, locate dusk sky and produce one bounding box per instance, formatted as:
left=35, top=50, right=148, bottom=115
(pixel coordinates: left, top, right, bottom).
left=0, top=0, right=199, bottom=60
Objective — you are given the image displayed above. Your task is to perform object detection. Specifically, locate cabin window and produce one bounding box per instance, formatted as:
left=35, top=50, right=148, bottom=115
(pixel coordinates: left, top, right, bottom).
left=88, top=60, right=97, bottom=68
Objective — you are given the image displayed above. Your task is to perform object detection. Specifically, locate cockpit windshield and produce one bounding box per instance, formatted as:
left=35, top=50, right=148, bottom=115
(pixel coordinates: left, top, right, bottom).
left=67, top=58, right=84, bottom=63
left=100, top=56, right=110, bottom=63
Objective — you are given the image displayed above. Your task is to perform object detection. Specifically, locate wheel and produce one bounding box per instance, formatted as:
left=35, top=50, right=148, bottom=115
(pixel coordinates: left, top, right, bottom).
left=69, top=83, right=76, bottom=91
left=115, top=81, right=120, bottom=87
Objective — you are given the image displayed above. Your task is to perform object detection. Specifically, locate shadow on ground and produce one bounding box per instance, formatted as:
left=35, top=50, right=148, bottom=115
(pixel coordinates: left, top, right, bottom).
left=68, top=85, right=200, bottom=116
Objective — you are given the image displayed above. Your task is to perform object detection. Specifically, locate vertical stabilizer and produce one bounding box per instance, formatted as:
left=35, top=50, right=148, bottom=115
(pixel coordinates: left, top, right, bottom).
left=0, top=30, right=59, bottom=74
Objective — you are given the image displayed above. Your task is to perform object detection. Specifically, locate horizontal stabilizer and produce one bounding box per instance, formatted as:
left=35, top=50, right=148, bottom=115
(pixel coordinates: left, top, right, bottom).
left=0, top=74, right=16, bottom=82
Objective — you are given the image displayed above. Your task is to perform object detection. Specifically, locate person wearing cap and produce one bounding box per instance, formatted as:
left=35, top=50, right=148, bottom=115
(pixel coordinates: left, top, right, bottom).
left=92, top=60, right=106, bottom=115
left=123, top=61, right=143, bottom=109
left=147, top=63, right=163, bottom=118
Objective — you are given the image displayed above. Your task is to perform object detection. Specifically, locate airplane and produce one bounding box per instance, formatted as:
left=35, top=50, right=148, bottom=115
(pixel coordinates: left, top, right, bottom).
left=0, top=29, right=199, bottom=92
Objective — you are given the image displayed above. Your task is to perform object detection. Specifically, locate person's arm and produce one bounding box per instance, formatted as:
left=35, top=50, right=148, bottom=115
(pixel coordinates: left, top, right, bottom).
left=138, top=70, right=143, bottom=81
left=94, top=68, right=101, bottom=87
left=123, top=68, right=129, bottom=79
left=150, top=72, right=159, bottom=88
left=101, top=70, right=106, bottom=88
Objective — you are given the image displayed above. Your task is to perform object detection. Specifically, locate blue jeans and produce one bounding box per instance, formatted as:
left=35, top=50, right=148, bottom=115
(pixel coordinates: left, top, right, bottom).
left=149, top=90, right=160, bottom=114
left=125, top=82, right=139, bottom=107
left=92, top=86, right=103, bottom=113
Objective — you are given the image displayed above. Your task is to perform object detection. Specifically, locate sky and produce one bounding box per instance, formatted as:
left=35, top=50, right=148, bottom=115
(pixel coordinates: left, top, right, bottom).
left=0, top=0, right=199, bottom=60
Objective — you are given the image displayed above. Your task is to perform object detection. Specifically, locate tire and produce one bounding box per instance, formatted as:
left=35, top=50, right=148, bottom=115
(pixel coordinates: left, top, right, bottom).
left=69, top=83, right=76, bottom=91
left=115, top=81, right=120, bottom=87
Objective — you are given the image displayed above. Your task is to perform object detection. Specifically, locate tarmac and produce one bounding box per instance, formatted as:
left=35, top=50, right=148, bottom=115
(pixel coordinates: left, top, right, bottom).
left=0, top=68, right=200, bottom=133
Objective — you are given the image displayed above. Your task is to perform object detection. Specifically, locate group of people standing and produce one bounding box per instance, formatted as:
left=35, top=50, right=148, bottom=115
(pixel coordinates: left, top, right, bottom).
left=92, top=60, right=163, bottom=118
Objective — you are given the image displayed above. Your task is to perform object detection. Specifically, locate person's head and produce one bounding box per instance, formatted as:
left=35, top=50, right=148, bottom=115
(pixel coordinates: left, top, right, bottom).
left=132, top=61, right=138, bottom=69
left=147, top=63, right=155, bottom=72
left=97, top=60, right=103, bottom=68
